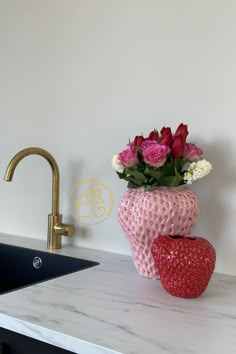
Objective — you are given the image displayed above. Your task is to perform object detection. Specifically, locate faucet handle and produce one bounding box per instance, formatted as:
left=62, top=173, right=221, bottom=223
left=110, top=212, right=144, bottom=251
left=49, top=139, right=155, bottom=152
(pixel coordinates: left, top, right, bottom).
left=64, top=223, right=75, bottom=237
left=54, top=223, right=75, bottom=237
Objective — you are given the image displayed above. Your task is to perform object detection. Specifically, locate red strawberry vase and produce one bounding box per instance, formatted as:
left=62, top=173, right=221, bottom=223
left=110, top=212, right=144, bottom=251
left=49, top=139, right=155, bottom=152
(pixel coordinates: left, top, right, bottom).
left=151, top=235, right=216, bottom=298
left=118, top=186, right=199, bottom=279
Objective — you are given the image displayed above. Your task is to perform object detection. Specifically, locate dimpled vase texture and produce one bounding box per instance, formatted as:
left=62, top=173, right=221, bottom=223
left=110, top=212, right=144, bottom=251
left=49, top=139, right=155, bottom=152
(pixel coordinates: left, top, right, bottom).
left=118, top=186, right=200, bottom=279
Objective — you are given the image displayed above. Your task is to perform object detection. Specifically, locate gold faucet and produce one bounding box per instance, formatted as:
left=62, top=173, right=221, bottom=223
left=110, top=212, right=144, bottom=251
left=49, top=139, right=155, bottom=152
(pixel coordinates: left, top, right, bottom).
left=4, top=147, right=75, bottom=249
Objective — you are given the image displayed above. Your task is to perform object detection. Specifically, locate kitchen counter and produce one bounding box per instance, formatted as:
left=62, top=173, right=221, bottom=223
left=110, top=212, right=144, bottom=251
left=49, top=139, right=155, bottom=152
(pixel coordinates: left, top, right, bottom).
left=0, top=233, right=235, bottom=354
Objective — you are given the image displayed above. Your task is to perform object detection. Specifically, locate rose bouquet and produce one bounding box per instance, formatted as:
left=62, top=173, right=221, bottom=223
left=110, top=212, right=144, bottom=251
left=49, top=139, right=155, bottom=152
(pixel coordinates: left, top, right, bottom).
left=112, top=123, right=212, bottom=190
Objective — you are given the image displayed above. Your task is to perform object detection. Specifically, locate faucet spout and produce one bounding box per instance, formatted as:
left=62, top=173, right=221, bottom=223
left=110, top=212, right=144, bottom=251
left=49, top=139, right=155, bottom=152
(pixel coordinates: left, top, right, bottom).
left=4, top=147, right=60, bottom=215
left=4, top=147, right=75, bottom=249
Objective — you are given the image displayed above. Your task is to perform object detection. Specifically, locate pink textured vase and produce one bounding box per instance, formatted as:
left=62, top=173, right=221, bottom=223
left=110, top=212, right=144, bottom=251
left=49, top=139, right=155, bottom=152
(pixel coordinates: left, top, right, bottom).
left=118, top=186, right=200, bottom=279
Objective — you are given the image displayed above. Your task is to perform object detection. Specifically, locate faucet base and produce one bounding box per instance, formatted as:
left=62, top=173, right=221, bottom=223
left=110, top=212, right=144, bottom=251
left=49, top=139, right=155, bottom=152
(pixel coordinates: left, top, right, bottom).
left=48, top=214, right=62, bottom=249
left=48, top=214, right=75, bottom=249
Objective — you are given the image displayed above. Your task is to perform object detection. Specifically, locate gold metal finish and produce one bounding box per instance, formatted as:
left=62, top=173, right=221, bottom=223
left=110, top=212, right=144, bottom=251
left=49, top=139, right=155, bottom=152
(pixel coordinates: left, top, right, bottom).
left=4, top=147, right=75, bottom=249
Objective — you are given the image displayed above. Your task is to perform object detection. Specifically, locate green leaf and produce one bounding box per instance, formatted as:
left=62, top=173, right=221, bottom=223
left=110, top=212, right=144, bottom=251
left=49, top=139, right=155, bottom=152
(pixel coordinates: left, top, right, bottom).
left=125, top=168, right=147, bottom=182
left=174, top=166, right=183, bottom=180
left=116, top=172, right=125, bottom=179
left=144, top=185, right=154, bottom=191
left=160, top=164, right=175, bottom=177
left=144, top=167, right=161, bottom=179
left=127, top=181, right=141, bottom=189
left=164, top=176, right=183, bottom=187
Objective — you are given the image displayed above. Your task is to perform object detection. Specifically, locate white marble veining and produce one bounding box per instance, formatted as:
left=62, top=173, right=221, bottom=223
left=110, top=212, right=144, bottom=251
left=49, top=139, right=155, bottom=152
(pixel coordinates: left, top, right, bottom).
left=0, top=233, right=236, bottom=354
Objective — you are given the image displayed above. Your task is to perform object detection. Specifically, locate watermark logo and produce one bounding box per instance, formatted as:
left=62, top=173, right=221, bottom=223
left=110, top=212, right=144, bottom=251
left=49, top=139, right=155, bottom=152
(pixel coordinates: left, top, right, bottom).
left=71, top=179, right=114, bottom=225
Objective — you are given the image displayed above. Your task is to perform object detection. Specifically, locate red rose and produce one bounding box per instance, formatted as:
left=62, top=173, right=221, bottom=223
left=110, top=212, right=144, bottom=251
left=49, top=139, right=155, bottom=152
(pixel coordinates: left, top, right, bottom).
left=128, top=135, right=144, bottom=148
left=171, top=123, right=189, bottom=157
left=174, top=123, right=188, bottom=143
left=160, top=127, right=172, bottom=137
left=148, top=130, right=159, bottom=141
left=132, top=135, right=144, bottom=147
left=171, top=135, right=185, bottom=157
left=159, top=127, right=173, bottom=147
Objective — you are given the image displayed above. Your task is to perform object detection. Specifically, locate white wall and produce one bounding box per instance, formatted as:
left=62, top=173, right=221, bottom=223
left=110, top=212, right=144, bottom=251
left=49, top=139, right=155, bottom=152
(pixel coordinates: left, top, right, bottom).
left=0, top=0, right=236, bottom=275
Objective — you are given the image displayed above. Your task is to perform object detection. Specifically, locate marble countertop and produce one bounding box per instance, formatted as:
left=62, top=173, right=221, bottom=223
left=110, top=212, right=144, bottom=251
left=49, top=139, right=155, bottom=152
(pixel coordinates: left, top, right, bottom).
left=0, top=233, right=235, bottom=354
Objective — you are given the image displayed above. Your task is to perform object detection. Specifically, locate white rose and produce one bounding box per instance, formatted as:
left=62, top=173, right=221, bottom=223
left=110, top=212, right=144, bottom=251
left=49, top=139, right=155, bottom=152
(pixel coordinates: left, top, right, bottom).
left=111, top=154, right=125, bottom=173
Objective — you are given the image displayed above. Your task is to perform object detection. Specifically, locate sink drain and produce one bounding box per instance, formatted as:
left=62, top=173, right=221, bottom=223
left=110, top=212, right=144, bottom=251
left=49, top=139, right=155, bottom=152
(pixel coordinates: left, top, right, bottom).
left=33, top=256, right=42, bottom=269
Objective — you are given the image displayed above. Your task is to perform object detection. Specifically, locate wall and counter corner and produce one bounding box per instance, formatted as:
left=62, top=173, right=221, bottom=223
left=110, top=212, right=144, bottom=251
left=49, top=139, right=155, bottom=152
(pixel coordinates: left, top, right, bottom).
left=0, top=0, right=236, bottom=276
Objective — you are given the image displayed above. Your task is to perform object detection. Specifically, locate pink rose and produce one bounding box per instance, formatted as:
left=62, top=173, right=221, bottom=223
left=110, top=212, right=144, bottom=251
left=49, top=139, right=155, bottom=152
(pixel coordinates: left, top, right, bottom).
left=141, top=140, right=157, bottom=149
left=142, top=141, right=171, bottom=168
left=119, top=148, right=138, bottom=167
left=183, top=143, right=203, bottom=161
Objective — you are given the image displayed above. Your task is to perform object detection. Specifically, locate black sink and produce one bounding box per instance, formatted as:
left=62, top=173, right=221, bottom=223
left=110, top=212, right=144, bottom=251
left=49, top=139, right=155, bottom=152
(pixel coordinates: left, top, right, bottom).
left=0, top=243, right=99, bottom=295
